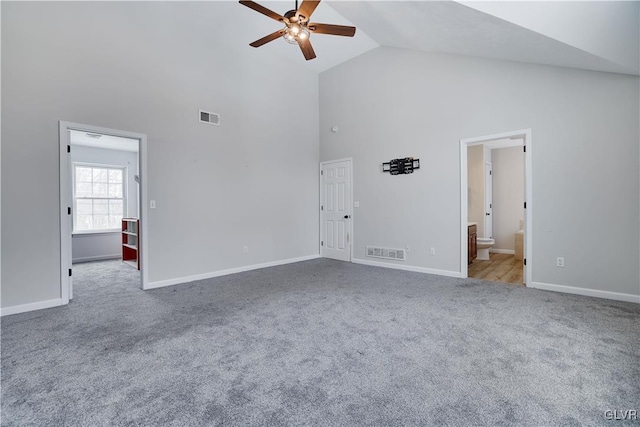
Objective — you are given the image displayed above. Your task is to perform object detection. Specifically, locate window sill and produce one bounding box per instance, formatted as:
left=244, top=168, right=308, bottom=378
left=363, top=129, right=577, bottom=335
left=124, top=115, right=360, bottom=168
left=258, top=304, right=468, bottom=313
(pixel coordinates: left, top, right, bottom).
left=72, top=230, right=121, bottom=236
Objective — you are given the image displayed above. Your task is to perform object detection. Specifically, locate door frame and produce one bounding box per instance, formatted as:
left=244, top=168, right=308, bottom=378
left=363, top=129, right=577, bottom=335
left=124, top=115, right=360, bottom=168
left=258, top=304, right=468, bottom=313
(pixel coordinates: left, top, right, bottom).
left=319, top=157, right=353, bottom=262
left=460, top=129, right=532, bottom=285
left=484, top=161, right=493, bottom=239
left=59, top=121, right=149, bottom=304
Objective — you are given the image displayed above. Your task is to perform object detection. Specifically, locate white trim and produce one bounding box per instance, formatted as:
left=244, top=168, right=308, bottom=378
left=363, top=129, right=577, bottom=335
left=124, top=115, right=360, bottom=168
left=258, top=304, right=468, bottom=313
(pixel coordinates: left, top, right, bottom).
left=490, top=249, right=515, bottom=255
left=529, top=282, right=640, bottom=304
left=321, top=157, right=353, bottom=163
left=72, top=161, right=128, bottom=170
left=524, top=129, right=533, bottom=287
left=461, top=129, right=528, bottom=145
left=352, top=258, right=463, bottom=278
left=487, top=139, right=522, bottom=150
left=72, top=230, right=121, bottom=236
left=319, top=157, right=353, bottom=262
left=60, top=124, right=72, bottom=304
left=460, top=128, right=532, bottom=288
left=1, top=298, right=66, bottom=317
left=460, top=139, right=468, bottom=280
left=146, top=255, right=321, bottom=290
left=72, top=254, right=121, bottom=263
left=318, top=163, right=323, bottom=255
left=139, top=136, right=149, bottom=290
left=484, top=161, right=492, bottom=239
left=60, top=121, right=149, bottom=298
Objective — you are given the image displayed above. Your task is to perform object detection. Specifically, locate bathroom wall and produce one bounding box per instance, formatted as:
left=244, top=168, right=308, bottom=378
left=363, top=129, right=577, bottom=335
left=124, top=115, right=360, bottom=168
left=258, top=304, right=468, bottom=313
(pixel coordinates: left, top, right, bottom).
left=492, top=146, right=525, bottom=251
left=467, top=145, right=485, bottom=237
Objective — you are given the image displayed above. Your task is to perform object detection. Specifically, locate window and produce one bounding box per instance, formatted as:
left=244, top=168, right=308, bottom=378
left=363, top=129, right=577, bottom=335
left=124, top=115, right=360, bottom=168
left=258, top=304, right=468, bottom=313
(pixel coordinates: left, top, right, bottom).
left=73, top=164, right=126, bottom=232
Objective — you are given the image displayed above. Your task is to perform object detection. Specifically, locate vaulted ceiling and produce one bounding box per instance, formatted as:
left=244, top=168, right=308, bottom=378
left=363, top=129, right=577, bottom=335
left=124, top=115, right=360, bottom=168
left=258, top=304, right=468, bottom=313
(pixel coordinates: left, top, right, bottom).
left=234, top=1, right=639, bottom=76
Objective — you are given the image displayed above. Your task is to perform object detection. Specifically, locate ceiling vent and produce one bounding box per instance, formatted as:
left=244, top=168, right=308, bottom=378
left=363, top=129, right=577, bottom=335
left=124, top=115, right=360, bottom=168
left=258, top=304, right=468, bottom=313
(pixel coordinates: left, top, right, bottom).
left=366, top=246, right=406, bottom=261
left=199, top=110, right=220, bottom=126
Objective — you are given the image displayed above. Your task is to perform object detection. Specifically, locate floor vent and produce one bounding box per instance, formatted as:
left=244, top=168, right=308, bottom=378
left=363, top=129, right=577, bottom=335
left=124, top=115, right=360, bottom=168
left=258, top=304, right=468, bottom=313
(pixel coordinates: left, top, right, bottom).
left=366, top=246, right=406, bottom=261
left=200, top=110, right=220, bottom=126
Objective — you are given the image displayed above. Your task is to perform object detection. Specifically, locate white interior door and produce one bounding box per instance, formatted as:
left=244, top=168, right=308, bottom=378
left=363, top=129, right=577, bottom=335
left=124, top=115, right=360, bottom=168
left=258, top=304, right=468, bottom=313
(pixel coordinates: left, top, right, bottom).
left=321, top=159, right=351, bottom=261
left=484, top=162, right=493, bottom=239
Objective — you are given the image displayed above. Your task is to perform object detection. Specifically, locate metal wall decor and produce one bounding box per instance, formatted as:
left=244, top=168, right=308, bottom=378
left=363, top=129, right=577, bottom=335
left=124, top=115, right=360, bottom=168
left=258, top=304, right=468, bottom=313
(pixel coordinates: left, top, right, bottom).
left=382, top=157, right=420, bottom=175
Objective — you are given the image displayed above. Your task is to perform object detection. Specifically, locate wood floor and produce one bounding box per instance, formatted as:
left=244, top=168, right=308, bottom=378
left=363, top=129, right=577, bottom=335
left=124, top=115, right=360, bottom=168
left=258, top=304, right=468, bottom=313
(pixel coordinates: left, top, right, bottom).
left=468, top=253, right=524, bottom=285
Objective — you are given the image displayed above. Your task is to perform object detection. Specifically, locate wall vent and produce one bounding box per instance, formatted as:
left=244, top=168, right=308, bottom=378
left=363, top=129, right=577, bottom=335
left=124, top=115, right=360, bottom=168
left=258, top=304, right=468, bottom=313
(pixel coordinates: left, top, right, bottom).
left=200, top=110, right=220, bottom=126
left=366, top=246, right=406, bottom=261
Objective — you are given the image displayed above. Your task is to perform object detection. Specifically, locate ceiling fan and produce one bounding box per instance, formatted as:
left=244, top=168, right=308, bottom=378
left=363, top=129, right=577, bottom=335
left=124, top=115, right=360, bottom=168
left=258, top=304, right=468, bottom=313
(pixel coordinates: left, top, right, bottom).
left=239, top=0, right=356, bottom=60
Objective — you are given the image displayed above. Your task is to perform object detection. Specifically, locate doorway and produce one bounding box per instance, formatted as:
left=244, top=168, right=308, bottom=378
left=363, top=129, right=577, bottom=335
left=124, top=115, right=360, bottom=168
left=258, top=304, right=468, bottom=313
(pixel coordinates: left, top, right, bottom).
left=320, top=158, right=353, bottom=262
left=484, top=161, right=493, bottom=240
left=460, top=129, right=532, bottom=286
left=59, top=122, right=148, bottom=304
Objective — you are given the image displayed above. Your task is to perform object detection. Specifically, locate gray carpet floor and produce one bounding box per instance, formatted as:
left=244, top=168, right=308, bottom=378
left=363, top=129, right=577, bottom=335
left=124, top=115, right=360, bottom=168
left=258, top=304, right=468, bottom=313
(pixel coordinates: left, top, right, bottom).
left=1, top=258, right=638, bottom=426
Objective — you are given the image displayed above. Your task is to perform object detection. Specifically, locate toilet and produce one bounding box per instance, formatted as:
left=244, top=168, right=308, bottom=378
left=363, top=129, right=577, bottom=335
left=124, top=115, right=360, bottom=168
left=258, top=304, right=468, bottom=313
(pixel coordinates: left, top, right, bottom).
left=476, top=238, right=495, bottom=260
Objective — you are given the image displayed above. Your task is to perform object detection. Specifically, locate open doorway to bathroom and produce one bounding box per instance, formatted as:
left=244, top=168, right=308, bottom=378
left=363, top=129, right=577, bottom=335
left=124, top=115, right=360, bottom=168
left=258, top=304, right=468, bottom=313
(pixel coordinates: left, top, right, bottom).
left=460, top=129, right=532, bottom=286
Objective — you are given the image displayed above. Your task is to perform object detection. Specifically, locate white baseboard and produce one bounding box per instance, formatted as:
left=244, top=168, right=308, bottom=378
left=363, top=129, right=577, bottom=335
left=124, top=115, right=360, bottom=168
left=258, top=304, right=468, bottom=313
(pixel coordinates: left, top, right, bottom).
left=72, top=254, right=121, bottom=263
left=352, top=258, right=463, bottom=278
left=490, top=249, right=515, bottom=255
left=146, top=254, right=321, bottom=290
left=1, top=298, right=66, bottom=317
left=529, top=282, right=640, bottom=303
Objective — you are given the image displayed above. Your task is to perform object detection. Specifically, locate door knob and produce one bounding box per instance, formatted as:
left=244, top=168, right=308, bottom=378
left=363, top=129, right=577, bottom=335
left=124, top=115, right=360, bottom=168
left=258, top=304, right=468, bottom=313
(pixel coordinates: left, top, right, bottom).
left=486, top=213, right=490, bottom=216
left=344, top=215, right=351, bottom=219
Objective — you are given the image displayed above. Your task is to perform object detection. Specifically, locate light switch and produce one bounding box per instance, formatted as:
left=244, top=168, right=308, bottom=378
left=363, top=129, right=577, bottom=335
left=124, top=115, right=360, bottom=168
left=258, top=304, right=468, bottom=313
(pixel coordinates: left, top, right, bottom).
left=354, top=201, right=360, bottom=208
left=150, top=200, right=156, bottom=209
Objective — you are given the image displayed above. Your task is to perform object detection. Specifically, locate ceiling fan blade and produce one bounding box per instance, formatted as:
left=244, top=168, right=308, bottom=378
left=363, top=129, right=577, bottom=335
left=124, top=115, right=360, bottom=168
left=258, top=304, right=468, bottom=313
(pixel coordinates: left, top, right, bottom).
left=297, top=0, right=320, bottom=21
left=239, top=1, right=286, bottom=23
left=299, top=39, right=316, bottom=61
left=250, top=30, right=285, bottom=47
left=308, top=23, right=356, bottom=37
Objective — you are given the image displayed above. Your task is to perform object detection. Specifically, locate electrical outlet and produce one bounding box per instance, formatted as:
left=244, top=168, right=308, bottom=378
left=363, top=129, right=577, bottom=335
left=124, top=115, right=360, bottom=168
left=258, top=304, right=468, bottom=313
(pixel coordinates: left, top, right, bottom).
left=405, top=245, right=411, bottom=253
left=429, top=247, right=436, bottom=256
left=556, top=257, right=565, bottom=267
left=243, top=246, right=249, bottom=254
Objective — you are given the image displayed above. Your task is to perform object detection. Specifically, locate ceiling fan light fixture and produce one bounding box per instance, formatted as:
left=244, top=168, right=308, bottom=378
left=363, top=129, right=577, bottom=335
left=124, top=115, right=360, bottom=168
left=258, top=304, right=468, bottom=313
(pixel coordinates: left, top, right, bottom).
left=282, top=25, right=309, bottom=45
left=283, top=27, right=297, bottom=44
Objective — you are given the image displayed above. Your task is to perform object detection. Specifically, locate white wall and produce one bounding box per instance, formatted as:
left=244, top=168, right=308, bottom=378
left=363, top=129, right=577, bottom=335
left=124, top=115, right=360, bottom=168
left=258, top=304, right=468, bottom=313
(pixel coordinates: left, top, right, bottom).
left=72, top=233, right=121, bottom=264
left=320, top=47, right=639, bottom=296
left=492, top=146, right=524, bottom=251
left=467, top=145, right=485, bottom=237
left=70, top=145, right=139, bottom=263
left=461, top=1, right=640, bottom=75
left=1, top=2, right=319, bottom=308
